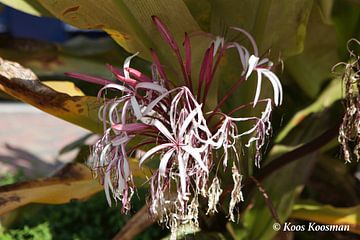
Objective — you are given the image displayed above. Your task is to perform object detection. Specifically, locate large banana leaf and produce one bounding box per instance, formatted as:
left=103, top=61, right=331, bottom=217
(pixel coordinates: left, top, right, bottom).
left=207, top=0, right=313, bottom=56
left=33, top=0, right=200, bottom=63
left=0, top=57, right=102, bottom=133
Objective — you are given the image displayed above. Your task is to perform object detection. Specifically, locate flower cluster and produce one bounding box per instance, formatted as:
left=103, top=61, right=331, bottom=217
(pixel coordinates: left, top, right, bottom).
left=67, top=16, right=282, bottom=237
left=337, top=39, right=360, bottom=163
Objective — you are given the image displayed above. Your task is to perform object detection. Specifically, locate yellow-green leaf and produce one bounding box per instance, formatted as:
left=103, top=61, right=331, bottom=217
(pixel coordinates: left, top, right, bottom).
left=0, top=163, right=102, bottom=216
left=0, top=0, right=52, bottom=17
left=42, top=81, right=85, bottom=96
left=34, top=0, right=201, bottom=62
left=0, top=159, right=151, bottom=216
left=0, top=57, right=102, bottom=133
left=291, top=203, right=360, bottom=234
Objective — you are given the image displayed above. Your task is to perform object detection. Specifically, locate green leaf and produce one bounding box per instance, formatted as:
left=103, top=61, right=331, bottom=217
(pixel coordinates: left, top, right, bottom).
left=208, top=0, right=313, bottom=56
left=32, top=0, right=202, bottom=64
left=331, top=0, right=360, bottom=58
left=285, top=5, right=340, bottom=98
left=211, top=0, right=313, bottom=124
left=291, top=203, right=360, bottom=234
left=276, top=78, right=341, bottom=143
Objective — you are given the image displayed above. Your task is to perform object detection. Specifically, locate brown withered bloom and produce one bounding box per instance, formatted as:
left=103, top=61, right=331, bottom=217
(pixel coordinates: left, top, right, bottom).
left=337, top=39, right=360, bottom=163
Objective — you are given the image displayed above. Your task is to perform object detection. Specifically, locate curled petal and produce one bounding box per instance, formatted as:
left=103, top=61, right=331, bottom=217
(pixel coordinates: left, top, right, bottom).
left=107, top=64, right=137, bottom=87
left=159, top=149, right=175, bottom=176
left=139, top=143, right=173, bottom=165
left=124, top=52, right=139, bottom=79
left=253, top=70, right=263, bottom=107
left=136, top=82, right=167, bottom=93
left=125, top=67, right=152, bottom=82
left=230, top=27, right=259, bottom=56
left=181, top=145, right=208, bottom=173
left=261, top=69, right=283, bottom=106
left=245, top=55, right=259, bottom=80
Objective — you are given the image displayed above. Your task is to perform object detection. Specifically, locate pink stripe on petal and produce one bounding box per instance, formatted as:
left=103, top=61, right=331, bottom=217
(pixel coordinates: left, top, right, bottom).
left=152, top=16, right=179, bottom=51
left=112, top=123, right=150, bottom=132
left=107, top=64, right=137, bottom=87
left=125, top=67, right=152, bottom=82
left=65, top=72, right=113, bottom=85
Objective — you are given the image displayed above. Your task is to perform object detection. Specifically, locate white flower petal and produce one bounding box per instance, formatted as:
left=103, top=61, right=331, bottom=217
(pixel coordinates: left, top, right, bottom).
left=153, top=119, right=175, bottom=142
left=159, top=149, right=175, bottom=177
left=139, top=143, right=173, bottom=165
left=178, top=106, right=202, bottom=138
left=261, top=69, right=283, bottom=106
left=130, top=96, right=142, bottom=120
left=230, top=27, right=259, bottom=56
left=177, top=153, right=187, bottom=196
left=227, top=42, right=249, bottom=73
left=181, top=145, right=208, bottom=173
left=253, top=70, right=263, bottom=107
left=136, top=82, right=167, bottom=93
left=246, top=55, right=259, bottom=80
left=213, top=36, right=224, bottom=56
left=124, top=52, right=139, bottom=79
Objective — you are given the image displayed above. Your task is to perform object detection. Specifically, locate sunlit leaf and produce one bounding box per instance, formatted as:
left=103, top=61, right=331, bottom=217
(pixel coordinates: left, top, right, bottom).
left=32, top=0, right=202, bottom=63
left=0, top=159, right=151, bottom=216
left=0, top=0, right=52, bottom=17
left=0, top=163, right=102, bottom=216
left=0, top=57, right=102, bottom=133
left=291, top=203, right=360, bottom=234
left=42, top=81, right=84, bottom=96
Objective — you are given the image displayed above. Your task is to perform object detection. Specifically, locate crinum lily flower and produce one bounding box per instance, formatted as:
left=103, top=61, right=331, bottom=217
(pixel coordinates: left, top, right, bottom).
left=67, top=16, right=283, bottom=238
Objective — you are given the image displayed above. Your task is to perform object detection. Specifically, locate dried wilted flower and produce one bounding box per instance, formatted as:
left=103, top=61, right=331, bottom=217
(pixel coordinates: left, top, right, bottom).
left=67, top=16, right=282, bottom=237
left=337, top=39, right=360, bottom=163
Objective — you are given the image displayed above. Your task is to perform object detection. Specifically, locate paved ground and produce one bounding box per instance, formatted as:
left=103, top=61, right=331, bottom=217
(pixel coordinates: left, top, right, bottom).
left=0, top=103, right=90, bottom=178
